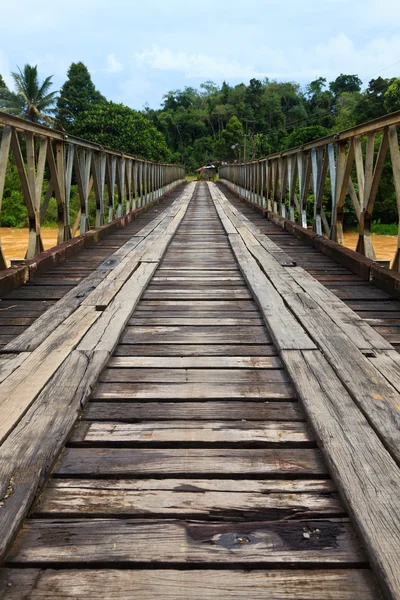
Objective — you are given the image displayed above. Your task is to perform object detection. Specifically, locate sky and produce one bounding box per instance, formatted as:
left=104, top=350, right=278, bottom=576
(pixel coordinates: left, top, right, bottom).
left=1, top=0, right=400, bottom=110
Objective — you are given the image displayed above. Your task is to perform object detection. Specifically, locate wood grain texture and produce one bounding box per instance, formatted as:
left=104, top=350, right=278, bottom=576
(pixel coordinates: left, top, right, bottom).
left=7, top=518, right=364, bottom=564
left=0, top=569, right=381, bottom=599
left=100, top=367, right=289, bottom=383
left=35, top=487, right=341, bottom=519
left=55, top=447, right=327, bottom=476
left=0, top=305, right=100, bottom=445
left=84, top=401, right=305, bottom=422
left=213, top=185, right=400, bottom=467
left=282, top=349, right=400, bottom=600
left=69, top=420, right=312, bottom=444
left=93, top=381, right=295, bottom=399
left=107, top=356, right=281, bottom=368
left=120, top=325, right=271, bottom=345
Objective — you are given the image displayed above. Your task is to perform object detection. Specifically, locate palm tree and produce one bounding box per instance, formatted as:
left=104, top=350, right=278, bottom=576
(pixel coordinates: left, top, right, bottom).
left=0, top=64, right=58, bottom=125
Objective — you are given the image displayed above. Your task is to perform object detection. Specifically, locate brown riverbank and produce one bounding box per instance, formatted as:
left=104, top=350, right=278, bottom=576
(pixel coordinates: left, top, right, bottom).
left=0, top=227, right=397, bottom=267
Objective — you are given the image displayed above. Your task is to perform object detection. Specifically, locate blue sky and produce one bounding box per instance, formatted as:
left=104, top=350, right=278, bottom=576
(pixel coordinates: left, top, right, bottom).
left=1, top=0, right=400, bottom=110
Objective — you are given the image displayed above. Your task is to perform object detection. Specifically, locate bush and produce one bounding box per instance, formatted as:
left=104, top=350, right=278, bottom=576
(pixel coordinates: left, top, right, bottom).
left=371, top=219, right=398, bottom=235
left=0, top=190, right=28, bottom=227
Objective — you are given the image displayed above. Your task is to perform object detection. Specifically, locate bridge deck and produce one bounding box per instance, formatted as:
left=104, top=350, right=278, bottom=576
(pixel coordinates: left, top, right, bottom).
left=0, top=182, right=399, bottom=599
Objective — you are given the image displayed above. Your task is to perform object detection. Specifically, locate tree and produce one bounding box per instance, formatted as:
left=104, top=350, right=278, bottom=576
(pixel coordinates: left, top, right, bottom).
left=329, top=74, right=362, bottom=99
left=384, top=78, right=400, bottom=114
left=71, top=101, right=171, bottom=162
left=332, top=91, right=361, bottom=131
left=356, top=77, right=394, bottom=123
left=56, top=62, right=105, bottom=131
left=286, top=125, right=329, bottom=148
left=0, top=74, right=8, bottom=91
left=214, top=116, right=244, bottom=160
left=0, top=64, right=57, bottom=124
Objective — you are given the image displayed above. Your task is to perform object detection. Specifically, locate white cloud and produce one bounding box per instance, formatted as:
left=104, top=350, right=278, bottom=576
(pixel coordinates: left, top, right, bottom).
left=134, top=46, right=262, bottom=79
left=314, top=33, right=400, bottom=82
left=106, top=54, right=123, bottom=73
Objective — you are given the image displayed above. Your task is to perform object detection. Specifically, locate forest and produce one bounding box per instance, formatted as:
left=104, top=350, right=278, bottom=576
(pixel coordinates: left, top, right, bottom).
left=1, top=62, right=400, bottom=228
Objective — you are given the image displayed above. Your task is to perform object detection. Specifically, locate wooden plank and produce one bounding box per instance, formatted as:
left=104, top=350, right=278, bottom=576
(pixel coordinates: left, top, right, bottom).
left=107, top=356, right=281, bottom=369
left=128, top=317, right=263, bottom=325
left=0, top=352, right=30, bottom=383
left=81, top=185, right=195, bottom=309
left=0, top=209, right=186, bottom=562
left=137, top=300, right=258, bottom=311
left=369, top=349, right=400, bottom=394
left=84, top=401, right=305, bottom=422
left=214, top=186, right=400, bottom=465
left=120, top=325, right=271, bottom=345
left=0, top=568, right=381, bottom=599
left=35, top=482, right=340, bottom=518
left=0, top=305, right=100, bottom=445
left=228, top=234, right=316, bottom=351
left=55, top=448, right=327, bottom=476
left=282, top=349, right=400, bottom=600
left=114, top=344, right=278, bottom=356
left=36, top=477, right=336, bottom=494
left=7, top=518, right=364, bottom=564
left=0, top=348, right=107, bottom=564
left=100, top=368, right=289, bottom=383
left=3, top=270, right=107, bottom=352
left=77, top=262, right=158, bottom=354
left=70, top=420, right=312, bottom=444
left=142, top=289, right=253, bottom=300
left=93, top=381, right=295, bottom=400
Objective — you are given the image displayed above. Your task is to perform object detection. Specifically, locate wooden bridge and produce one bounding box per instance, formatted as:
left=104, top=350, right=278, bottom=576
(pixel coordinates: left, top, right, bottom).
left=1, top=112, right=400, bottom=599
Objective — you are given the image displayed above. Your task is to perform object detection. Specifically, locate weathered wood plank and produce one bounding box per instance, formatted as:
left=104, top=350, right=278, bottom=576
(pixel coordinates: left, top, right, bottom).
left=84, top=401, right=305, bottom=422
left=142, top=288, right=253, bottom=300
left=3, top=271, right=107, bottom=353
left=120, top=325, right=272, bottom=345
left=128, top=317, right=263, bottom=325
left=35, top=483, right=341, bottom=518
left=114, top=344, right=278, bottom=356
left=282, top=349, right=400, bottom=600
left=0, top=352, right=30, bottom=383
left=0, top=568, right=381, bottom=599
left=100, top=367, right=289, bottom=383
left=137, top=300, right=258, bottom=311
left=214, top=186, right=400, bottom=465
left=0, top=305, right=100, bottom=445
left=93, top=381, right=295, bottom=399
left=55, top=447, right=326, bottom=476
left=37, top=478, right=335, bottom=494
left=7, top=518, right=364, bottom=565
left=222, top=235, right=315, bottom=351
left=107, top=356, right=282, bottom=369
left=70, top=420, right=312, bottom=444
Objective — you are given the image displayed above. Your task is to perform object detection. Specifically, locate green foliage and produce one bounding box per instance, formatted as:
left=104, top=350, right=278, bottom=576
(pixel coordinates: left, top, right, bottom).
left=0, top=64, right=57, bottom=124
left=2, top=61, right=400, bottom=230
left=56, top=62, right=106, bottom=131
left=214, top=116, right=244, bottom=160
left=286, top=125, right=329, bottom=148
left=384, top=78, right=400, bottom=113
left=0, top=73, right=8, bottom=91
left=0, top=190, right=27, bottom=227
left=71, top=101, right=171, bottom=161
left=329, top=74, right=362, bottom=99
left=371, top=220, right=398, bottom=235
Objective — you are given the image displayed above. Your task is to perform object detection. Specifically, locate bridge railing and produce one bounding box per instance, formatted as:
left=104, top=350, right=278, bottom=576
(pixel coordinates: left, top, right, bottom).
left=0, top=111, right=185, bottom=269
left=219, top=111, right=400, bottom=271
